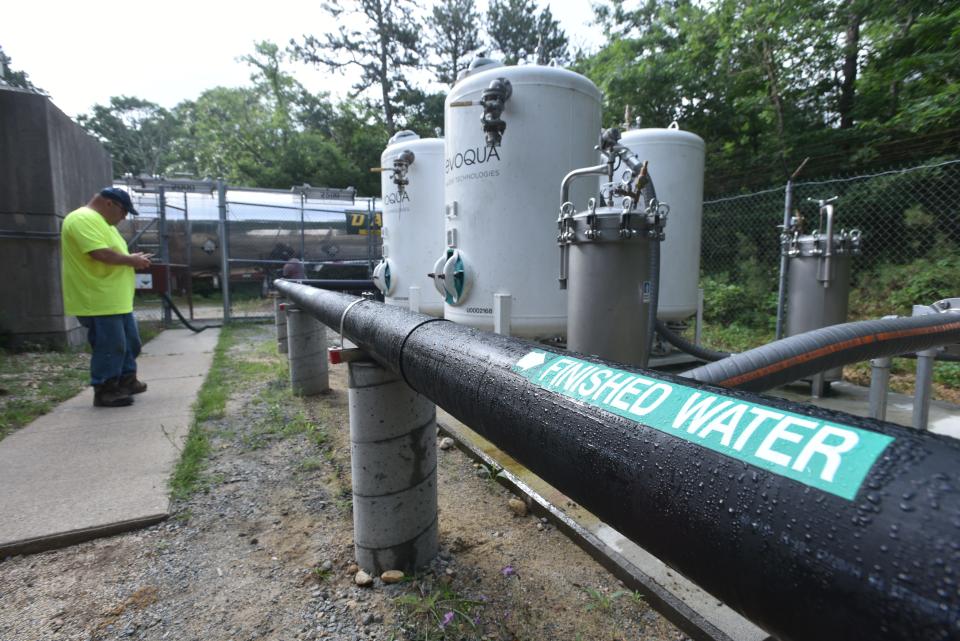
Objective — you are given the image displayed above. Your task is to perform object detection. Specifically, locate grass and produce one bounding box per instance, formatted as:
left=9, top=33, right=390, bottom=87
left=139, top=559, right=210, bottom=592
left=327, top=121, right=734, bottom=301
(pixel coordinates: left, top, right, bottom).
left=582, top=586, right=629, bottom=612
left=168, top=325, right=236, bottom=500
left=170, top=322, right=334, bottom=500
left=0, top=349, right=89, bottom=441
left=0, top=320, right=164, bottom=443
left=394, top=582, right=485, bottom=640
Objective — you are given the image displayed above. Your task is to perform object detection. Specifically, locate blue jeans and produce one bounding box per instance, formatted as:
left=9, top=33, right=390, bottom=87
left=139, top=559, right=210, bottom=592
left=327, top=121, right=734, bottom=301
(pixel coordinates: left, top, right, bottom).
left=77, top=313, right=142, bottom=386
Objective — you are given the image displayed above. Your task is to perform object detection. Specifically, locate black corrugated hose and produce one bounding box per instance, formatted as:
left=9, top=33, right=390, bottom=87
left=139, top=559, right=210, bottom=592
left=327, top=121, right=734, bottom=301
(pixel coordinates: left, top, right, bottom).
left=682, top=312, right=960, bottom=392
left=655, top=319, right=731, bottom=362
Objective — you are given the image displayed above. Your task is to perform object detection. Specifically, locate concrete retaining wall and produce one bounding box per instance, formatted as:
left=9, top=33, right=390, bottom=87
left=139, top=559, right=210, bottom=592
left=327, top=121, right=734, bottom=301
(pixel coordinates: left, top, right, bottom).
left=0, top=88, right=112, bottom=348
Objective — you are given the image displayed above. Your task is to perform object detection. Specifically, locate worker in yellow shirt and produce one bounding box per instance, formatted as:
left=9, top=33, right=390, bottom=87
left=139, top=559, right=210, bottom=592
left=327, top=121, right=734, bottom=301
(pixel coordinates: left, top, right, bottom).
left=60, top=188, right=153, bottom=407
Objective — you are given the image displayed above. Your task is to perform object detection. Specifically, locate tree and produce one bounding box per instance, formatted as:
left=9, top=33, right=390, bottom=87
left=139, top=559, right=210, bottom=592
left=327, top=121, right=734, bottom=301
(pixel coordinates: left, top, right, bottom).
left=240, top=41, right=299, bottom=129
left=325, top=100, right=391, bottom=195
left=0, top=45, right=44, bottom=93
left=487, top=0, right=568, bottom=65
left=77, top=97, right=179, bottom=177
left=290, top=0, right=422, bottom=133
left=395, top=88, right=446, bottom=135
left=426, top=0, right=484, bottom=85
left=855, top=1, right=960, bottom=135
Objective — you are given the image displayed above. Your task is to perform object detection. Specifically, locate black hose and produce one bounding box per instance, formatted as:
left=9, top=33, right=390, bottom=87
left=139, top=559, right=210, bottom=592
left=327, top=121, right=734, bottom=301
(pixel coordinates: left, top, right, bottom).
left=646, top=235, right=660, bottom=360
left=682, top=312, right=960, bottom=391
left=641, top=174, right=659, bottom=361
left=160, top=293, right=222, bottom=333
left=655, top=319, right=731, bottom=361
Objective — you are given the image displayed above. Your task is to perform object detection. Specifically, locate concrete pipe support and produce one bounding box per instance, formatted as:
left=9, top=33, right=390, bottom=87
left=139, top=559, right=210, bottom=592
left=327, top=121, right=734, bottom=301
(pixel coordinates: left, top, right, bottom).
left=286, top=306, right=329, bottom=396
left=348, top=361, right=438, bottom=574
left=274, top=296, right=288, bottom=355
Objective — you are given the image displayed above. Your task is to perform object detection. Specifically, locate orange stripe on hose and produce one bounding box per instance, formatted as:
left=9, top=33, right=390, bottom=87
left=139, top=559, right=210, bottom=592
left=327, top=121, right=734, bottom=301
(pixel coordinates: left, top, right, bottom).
left=718, top=320, right=960, bottom=388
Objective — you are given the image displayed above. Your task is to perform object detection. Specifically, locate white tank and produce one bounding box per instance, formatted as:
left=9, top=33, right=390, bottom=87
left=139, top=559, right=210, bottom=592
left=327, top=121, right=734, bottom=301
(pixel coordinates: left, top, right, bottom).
left=438, top=61, right=601, bottom=337
left=616, top=123, right=705, bottom=321
left=373, top=131, right=445, bottom=316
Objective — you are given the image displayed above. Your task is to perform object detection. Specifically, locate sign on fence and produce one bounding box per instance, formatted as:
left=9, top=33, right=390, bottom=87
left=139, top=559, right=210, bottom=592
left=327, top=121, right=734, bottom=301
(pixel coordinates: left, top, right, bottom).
left=299, top=185, right=356, bottom=202
left=345, top=211, right=382, bottom=236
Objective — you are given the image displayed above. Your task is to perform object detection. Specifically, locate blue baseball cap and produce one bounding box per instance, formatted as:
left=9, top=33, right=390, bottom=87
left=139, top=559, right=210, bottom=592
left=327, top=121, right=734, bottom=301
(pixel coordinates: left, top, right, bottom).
left=99, top=187, right=139, bottom=216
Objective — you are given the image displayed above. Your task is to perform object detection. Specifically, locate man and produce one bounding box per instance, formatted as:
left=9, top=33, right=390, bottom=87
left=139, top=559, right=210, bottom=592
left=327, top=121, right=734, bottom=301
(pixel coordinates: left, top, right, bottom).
left=60, top=188, right=153, bottom=407
left=282, top=256, right=306, bottom=279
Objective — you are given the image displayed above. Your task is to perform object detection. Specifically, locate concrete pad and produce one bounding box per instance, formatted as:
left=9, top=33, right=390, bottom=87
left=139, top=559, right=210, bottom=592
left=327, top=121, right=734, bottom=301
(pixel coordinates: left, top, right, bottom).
left=769, top=381, right=960, bottom=437
left=0, top=328, right=218, bottom=557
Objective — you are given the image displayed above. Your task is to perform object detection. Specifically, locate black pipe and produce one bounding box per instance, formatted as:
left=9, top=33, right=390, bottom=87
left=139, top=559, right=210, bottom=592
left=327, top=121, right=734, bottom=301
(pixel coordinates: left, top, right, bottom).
left=683, top=314, right=960, bottom=392
left=275, top=280, right=960, bottom=641
left=655, top=319, right=731, bottom=362
left=291, top=279, right=376, bottom=292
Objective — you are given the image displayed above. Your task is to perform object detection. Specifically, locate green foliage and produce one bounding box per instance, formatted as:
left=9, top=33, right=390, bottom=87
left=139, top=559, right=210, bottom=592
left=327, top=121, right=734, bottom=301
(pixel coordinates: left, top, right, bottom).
left=487, top=0, right=567, bottom=64
left=701, top=230, right=779, bottom=330
left=700, top=272, right=776, bottom=330
left=395, top=582, right=484, bottom=640
left=427, top=0, right=484, bottom=85
left=850, top=247, right=960, bottom=318
left=0, top=45, right=44, bottom=93
left=934, top=363, right=960, bottom=388
left=67, top=0, right=959, bottom=199
left=584, top=0, right=960, bottom=193
left=77, top=96, right=180, bottom=177
left=396, top=88, right=446, bottom=137
left=582, top=586, right=629, bottom=612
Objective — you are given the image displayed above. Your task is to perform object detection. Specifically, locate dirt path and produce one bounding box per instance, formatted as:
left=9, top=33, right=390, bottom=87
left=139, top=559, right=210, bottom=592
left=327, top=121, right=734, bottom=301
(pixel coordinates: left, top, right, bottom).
left=0, top=325, right=684, bottom=641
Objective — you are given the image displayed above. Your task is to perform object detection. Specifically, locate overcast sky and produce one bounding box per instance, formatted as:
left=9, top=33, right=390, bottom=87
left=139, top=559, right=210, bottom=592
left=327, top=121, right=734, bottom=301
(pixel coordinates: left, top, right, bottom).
left=2, top=0, right=605, bottom=119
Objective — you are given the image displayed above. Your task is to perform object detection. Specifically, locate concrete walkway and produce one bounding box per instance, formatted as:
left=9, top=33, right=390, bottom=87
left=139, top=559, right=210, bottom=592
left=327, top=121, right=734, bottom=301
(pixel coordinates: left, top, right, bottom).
left=0, top=328, right=218, bottom=557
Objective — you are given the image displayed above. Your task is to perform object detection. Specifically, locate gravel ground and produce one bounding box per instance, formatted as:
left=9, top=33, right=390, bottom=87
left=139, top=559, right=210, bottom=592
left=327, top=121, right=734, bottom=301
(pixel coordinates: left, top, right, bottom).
left=0, top=325, right=684, bottom=641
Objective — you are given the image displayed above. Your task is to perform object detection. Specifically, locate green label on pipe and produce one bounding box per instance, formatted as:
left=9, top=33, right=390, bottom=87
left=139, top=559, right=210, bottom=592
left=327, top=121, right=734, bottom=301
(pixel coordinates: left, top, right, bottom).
left=512, top=351, right=893, bottom=501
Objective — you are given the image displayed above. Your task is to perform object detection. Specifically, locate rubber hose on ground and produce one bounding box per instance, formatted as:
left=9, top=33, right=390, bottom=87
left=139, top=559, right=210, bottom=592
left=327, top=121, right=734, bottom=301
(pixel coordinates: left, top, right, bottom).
left=681, top=312, right=960, bottom=392
left=160, top=293, right=222, bottom=333
left=655, top=319, right=730, bottom=362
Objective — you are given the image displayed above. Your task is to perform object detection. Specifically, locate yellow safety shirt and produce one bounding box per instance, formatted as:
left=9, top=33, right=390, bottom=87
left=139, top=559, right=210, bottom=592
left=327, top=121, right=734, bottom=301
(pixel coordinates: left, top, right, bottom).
left=60, top=207, right=134, bottom=316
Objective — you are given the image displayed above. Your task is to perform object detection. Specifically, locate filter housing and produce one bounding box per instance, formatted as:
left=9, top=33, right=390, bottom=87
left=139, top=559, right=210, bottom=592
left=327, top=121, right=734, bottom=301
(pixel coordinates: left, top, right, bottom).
left=785, top=230, right=862, bottom=381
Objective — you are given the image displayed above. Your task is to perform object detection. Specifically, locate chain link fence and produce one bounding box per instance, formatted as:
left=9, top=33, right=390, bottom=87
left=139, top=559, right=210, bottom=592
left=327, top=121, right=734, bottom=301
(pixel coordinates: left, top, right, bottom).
left=701, top=158, right=960, bottom=325
left=124, top=181, right=380, bottom=326
left=129, top=159, right=959, bottom=329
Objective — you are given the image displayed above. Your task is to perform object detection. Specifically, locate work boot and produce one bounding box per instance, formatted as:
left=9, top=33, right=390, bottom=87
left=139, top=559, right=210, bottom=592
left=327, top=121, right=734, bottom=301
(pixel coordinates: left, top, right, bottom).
left=93, top=379, right=134, bottom=408
left=119, top=373, right=148, bottom=395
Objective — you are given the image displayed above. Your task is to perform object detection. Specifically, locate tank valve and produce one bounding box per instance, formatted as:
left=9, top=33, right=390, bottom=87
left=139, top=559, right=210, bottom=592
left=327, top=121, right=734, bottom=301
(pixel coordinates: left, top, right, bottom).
left=480, top=78, right=512, bottom=149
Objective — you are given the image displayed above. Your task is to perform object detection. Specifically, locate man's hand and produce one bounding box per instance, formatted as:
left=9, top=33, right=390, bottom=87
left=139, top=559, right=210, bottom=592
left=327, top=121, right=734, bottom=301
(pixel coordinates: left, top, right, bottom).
left=88, top=248, right=154, bottom=269
left=128, top=252, right=153, bottom=270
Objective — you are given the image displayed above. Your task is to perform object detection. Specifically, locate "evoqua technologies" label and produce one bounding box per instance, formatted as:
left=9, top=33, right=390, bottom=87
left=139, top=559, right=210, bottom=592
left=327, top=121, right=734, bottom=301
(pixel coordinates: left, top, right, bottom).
left=512, top=351, right=893, bottom=500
